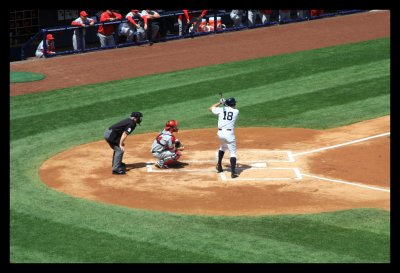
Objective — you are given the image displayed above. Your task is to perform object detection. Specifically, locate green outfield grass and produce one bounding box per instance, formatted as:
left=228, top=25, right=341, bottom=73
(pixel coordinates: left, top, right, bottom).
left=10, top=37, right=390, bottom=263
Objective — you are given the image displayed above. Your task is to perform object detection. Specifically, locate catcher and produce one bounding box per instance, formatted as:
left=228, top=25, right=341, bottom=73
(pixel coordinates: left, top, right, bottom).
left=151, top=120, right=185, bottom=169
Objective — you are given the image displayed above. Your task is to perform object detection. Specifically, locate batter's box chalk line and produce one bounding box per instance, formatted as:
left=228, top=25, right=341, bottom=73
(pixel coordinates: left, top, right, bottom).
left=145, top=161, right=269, bottom=173
left=220, top=167, right=302, bottom=182
left=145, top=150, right=300, bottom=182
left=213, top=150, right=295, bottom=163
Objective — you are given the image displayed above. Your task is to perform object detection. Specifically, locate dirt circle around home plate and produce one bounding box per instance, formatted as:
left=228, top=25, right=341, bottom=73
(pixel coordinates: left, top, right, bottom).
left=39, top=116, right=390, bottom=216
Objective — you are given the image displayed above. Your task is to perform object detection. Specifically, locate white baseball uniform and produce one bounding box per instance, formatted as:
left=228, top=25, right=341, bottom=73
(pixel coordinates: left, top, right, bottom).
left=230, top=10, right=244, bottom=27
left=211, top=105, right=239, bottom=157
left=139, top=10, right=160, bottom=41
left=119, top=12, right=145, bottom=42
left=35, top=40, right=55, bottom=58
left=71, top=17, right=94, bottom=50
left=35, top=40, right=45, bottom=58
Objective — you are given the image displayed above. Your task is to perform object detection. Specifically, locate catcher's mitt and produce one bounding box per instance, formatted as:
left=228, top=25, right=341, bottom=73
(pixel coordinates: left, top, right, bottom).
left=175, top=140, right=185, bottom=151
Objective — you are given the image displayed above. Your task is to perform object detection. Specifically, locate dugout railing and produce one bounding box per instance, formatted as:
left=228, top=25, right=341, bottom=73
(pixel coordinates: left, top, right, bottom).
left=20, top=9, right=366, bottom=60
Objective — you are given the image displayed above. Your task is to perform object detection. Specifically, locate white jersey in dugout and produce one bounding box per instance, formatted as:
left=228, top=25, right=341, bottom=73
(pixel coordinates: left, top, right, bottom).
left=212, top=106, right=239, bottom=130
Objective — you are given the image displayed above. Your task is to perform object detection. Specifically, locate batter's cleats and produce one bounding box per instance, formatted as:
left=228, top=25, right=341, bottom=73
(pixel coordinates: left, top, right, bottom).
left=216, top=164, right=223, bottom=173
left=231, top=172, right=239, bottom=179
left=112, top=169, right=126, bottom=175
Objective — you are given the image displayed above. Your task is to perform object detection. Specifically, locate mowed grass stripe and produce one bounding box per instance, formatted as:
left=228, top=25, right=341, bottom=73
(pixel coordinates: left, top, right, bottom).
left=185, top=76, right=389, bottom=129
left=10, top=38, right=389, bottom=119
left=11, top=211, right=227, bottom=263
left=10, top=47, right=389, bottom=139
left=238, top=76, right=389, bottom=127
left=10, top=57, right=388, bottom=122
left=11, top=71, right=388, bottom=141
left=11, top=208, right=389, bottom=263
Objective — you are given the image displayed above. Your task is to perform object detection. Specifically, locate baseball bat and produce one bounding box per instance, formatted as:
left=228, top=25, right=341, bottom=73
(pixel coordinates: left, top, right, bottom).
left=218, top=93, right=225, bottom=105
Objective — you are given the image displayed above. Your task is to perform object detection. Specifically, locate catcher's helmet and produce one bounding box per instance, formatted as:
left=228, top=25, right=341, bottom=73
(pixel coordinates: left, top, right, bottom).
left=131, top=112, right=143, bottom=124
left=225, top=97, right=236, bottom=107
left=165, top=120, right=179, bottom=132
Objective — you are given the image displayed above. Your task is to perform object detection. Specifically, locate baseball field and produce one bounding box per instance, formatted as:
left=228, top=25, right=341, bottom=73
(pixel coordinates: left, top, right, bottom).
left=10, top=11, right=390, bottom=263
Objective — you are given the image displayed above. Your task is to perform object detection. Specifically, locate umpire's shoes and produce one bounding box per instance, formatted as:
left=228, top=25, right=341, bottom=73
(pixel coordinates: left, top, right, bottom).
left=231, top=172, right=239, bottom=179
left=112, top=169, right=126, bottom=175
left=216, top=164, right=223, bottom=173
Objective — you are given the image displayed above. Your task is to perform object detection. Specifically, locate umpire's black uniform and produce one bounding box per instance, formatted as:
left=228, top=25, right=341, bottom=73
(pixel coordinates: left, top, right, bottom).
left=104, top=112, right=143, bottom=174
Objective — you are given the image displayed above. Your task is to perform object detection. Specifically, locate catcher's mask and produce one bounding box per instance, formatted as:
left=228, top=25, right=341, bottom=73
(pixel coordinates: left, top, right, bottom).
left=131, top=112, right=143, bottom=125
left=225, top=97, right=236, bottom=107
left=165, top=120, right=179, bottom=132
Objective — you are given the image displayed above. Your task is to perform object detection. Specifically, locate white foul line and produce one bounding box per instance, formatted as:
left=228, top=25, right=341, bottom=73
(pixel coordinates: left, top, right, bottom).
left=293, top=168, right=302, bottom=180
left=293, top=132, right=390, bottom=157
left=302, top=173, right=390, bottom=192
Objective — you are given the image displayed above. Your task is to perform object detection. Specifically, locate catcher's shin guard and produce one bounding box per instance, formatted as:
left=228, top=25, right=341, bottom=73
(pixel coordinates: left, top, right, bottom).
left=175, top=151, right=182, bottom=160
left=164, top=151, right=182, bottom=166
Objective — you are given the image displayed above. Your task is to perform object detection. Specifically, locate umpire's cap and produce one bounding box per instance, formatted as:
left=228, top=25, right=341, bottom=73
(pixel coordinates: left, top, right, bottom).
left=225, top=97, right=236, bottom=107
left=131, top=112, right=143, bottom=124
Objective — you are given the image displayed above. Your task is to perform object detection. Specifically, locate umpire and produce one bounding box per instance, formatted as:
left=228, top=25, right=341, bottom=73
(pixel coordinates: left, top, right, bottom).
left=104, top=112, right=143, bottom=175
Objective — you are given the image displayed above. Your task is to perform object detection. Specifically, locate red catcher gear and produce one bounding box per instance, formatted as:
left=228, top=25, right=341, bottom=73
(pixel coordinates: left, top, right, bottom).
left=165, top=120, right=179, bottom=132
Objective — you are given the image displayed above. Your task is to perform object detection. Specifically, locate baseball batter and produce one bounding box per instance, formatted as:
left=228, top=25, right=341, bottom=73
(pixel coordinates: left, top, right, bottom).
left=209, top=97, right=239, bottom=178
left=151, top=120, right=184, bottom=169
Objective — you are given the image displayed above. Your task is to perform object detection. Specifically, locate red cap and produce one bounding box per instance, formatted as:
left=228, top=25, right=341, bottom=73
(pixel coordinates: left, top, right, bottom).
left=80, top=11, right=88, bottom=17
left=131, top=10, right=139, bottom=13
left=46, top=34, right=55, bottom=40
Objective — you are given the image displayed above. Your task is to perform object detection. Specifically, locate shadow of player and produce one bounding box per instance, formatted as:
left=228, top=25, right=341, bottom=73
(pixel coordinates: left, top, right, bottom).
left=167, top=161, right=189, bottom=169
left=125, top=162, right=148, bottom=170
left=233, top=163, right=253, bottom=175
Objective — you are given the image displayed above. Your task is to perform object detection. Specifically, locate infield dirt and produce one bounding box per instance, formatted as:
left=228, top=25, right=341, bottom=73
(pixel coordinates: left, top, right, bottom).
left=39, top=116, right=390, bottom=216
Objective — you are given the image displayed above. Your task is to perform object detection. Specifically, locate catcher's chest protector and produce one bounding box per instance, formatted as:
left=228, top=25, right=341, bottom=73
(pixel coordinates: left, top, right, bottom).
left=156, top=133, right=175, bottom=146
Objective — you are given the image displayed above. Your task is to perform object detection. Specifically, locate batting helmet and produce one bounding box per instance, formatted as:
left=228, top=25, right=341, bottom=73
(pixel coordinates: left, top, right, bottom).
left=225, top=97, right=236, bottom=107
left=165, top=120, right=179, bottom=132
left=131, top=112, right=143, bottom=124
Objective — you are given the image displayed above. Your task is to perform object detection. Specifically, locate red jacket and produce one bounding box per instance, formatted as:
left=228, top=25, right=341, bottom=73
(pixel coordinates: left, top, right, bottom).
left=261, top=10, right=273, bottom=15
left=98, top=11, right=122, bottom=36
left=178, top=10, right=207, bottom=21
left=310, top=10, right=324, bottom=16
